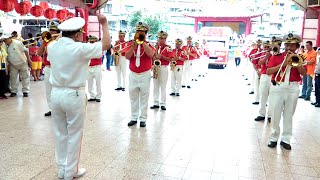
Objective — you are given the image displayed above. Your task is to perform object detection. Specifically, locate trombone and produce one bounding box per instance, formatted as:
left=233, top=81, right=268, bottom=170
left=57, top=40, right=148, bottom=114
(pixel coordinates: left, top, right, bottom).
left=250, top=54, right=267, bottom=61
left=273, top=50, right=305, bottom=85
left=249, top=50, right=265, bottom=58
left=134, top=31, right=145, bottom=45
left=22, top=31, right=59, bottom=44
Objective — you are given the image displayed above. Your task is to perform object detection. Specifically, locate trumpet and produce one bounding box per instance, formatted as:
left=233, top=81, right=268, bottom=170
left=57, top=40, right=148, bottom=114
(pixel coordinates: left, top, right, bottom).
left=272, top=51, right=305, bottom=85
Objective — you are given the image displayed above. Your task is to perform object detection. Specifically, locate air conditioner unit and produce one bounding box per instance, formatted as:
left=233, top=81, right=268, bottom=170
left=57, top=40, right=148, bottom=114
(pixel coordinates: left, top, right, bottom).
left=308, top=0, right=320, bottom=6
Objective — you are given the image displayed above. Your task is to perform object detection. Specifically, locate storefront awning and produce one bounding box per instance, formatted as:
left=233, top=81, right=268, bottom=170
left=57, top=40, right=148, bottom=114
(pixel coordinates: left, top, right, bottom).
left=292, top=0, right=307, bottom=11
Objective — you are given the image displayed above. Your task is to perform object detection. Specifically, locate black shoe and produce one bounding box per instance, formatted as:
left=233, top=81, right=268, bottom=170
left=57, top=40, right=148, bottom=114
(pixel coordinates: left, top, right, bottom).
left=247, top=83, right=251, bottom=86
left=122, top=88, right=125, bottom=91
left=245, top=78, right=248, bottom=80
left=176, top=93, right=180, bottom=96
left=298, top=95, right=305, bottom=99
left=115, top=87, right=122, bottom=91
left=96, top=99, right=101, bottom=102
left=254, top=116, right=265, bottom=121
left=161, top=106, right=166, bottom=110
left=192, top=79, right=194, bottom=81
left=268, top=141, right=277, bottom=148
left=267, top=117, right=271, bottom=123
left=44, top=111, right=51, bottom=117
left=252, top=102, right=259, bottom=105
left=182, top=85, right=186, bottom=88
left=170, top=93, right=175, bottom=96
left=311, top=102, right=317, bottom=105
left=128, top=121, right=137, bottom=126
left=249, top=91, right=254, bottom=94
left=23, top=93, right=28, bottom=97
left=187, top=86, right=191, bottom=89
left=10, top=93, right=17, bottom=97
left=88, top=98, right=96, bottom=102
left=315, top=104, right=320, bottom=107
left=304, top=97, right=310, bottom=101
left=150, top=105, right=160, bottom=109
left=280, top=141, right=291, bottom=150
left=140, top=122, right=146, bottom=127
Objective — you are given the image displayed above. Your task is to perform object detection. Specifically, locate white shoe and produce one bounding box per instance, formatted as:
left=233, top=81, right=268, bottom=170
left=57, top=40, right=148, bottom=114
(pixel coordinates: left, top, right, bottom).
left=74, top=168, right=86, bottom=178
left=58, top=169, right=64, bottom=179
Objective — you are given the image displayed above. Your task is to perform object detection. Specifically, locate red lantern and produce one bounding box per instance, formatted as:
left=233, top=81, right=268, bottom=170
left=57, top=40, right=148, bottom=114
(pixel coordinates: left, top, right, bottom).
left=44, top=8, right=56, bottom=20
left=24, top=0, right=32, bottom=10
left=0, top=0, right=14, bottom=12
left=56, top=9, right=67, bottom=20
left=66, top=12, right=74, bottom=20
left=30, top=5, right=44, bottom=17
left=39, top=2, right=49, bottom=11
left=14, top=2, right=29, bottom=16
left=8, top=0, right=17, bottom=6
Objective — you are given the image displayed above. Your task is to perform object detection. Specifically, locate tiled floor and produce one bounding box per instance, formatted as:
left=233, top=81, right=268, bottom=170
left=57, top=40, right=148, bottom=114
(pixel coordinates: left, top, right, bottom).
left=0, top=62, right=320, bottom=180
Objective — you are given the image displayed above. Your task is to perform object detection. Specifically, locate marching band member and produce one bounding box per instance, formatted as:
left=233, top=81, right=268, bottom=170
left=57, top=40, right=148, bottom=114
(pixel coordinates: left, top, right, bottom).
left=87, top=35, right=103, bottom=102
left=150, top=31, right=173, bottom=111
left=254, top=39, right=280, bottom=122
left=37, top=21, right=60, bottom=117
left=182, top=36, right=198, bottom=88
left=200, top=39, right=209, bottom=77
left=267, top=33, right=306, bottom=150
left=126, top=22, right=155, bottom=128
left=170, top=39, right=188, bottom=96
left=192, top=41, right=201, bottom=81
left=299, top=41, right=317, bottom=101
left=114, top=30, right=129, bottom=91
left=249, top=39, right=263, bottom=104
left=48, top=15, right=110, bottom=179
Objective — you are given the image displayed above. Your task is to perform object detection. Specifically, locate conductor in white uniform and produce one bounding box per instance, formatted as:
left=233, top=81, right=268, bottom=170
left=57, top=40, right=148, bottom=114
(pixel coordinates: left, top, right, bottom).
left=47, top=14, right=110, bottom=180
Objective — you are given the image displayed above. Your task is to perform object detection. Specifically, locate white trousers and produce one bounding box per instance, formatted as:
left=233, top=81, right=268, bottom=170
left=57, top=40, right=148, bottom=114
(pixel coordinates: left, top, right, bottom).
left=192, top=58, right=200, bottom=78
left=44, top=66, right=52, bottom=109
left=51, top=87, right=87, bottom=180
left=153, top=66, right=168, bottom=106
left=87, top=65, right=102, bottom=99
left=269, top=83, right=299, bottom=144
left=129, top=70, right=151, bottom=122
left=253, top=71, right=260, bottom=102
left=171, top=65, right=183, bottom=93
left=9, top=62, right=30, bottom=93
left=200, top=55, right=208, bottom=75
left=115, top=56, right=127, bottom=88
left=258, top=74, right=271, bottom=117
left=182, top=60, right=192, bottom=86
left=250, top=65, right=255, bottom=92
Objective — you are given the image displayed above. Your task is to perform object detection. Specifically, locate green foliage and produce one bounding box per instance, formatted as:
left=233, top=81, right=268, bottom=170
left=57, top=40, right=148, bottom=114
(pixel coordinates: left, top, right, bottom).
left=128, top=10, right=168, bottom=40
left=128, top=10, right=143, bottom=34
